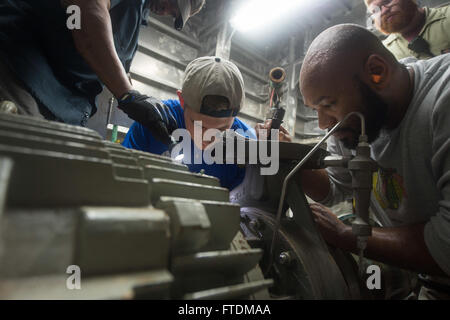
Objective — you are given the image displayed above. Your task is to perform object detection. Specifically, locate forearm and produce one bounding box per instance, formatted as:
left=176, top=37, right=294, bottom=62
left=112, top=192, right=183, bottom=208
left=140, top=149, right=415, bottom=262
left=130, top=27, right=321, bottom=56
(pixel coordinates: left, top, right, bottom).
left=70, top=0, right=132, bottom=98
left=339, top=223, right=446, bottom=276
left=300, top=169, right=331, bottom=202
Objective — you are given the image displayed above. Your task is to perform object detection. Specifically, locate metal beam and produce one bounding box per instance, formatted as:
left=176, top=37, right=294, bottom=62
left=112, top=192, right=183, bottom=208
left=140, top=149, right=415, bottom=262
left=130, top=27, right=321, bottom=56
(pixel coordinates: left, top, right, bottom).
left=295, top=131, right=324, bottom=138
left=245, top=91, right=267, bottom=104
left=147, top=18, right=201, bottom=50
left=205, top=47, right=215, bottom=56
left=238, top=111, right=265, bottom=124
left=130, top=71, right=179, bottom=93
left=199, top=21, right=224, bottom=40
left=137, top=45, right=187, bottom=70
left=131, top=71, right=267, bottom=105
left=204, top=50, right=267, bottom=83
left=215, top=22, right=233, bottom=59
left=206, top=47, right=269, bottom=85
left=232, top=41, right=272, bottom=66
left=296, top=114, right=317, bottom=121
left=231, top=60, right=267, bottom=83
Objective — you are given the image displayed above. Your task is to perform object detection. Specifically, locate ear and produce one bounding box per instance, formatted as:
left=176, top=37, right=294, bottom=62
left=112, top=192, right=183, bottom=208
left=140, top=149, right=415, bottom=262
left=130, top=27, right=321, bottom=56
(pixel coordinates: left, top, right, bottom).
left=177, top=90, right=184, bottom=110
left=364, top=54, right=390, bottom=89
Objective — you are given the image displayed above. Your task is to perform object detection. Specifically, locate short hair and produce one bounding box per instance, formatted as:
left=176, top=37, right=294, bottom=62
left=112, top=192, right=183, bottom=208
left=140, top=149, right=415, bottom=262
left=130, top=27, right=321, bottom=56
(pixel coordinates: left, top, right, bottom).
left=300, top=24, right=397, bottom=86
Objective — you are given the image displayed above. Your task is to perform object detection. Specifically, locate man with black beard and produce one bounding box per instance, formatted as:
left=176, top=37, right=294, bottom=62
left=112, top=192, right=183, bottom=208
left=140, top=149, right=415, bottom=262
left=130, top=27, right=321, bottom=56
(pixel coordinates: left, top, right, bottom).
left=295, top=24, right=450, bottom=299
left=333, top=77, right=389, bottom=149
left=365, top=0, right=450, bottom=60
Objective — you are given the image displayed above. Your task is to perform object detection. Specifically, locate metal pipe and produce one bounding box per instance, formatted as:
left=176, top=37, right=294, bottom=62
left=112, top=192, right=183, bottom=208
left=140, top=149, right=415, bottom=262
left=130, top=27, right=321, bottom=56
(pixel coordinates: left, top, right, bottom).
left=106, top=97, right=114, bottom=127
left=107, top=97, right=119, bottom=143
left=269, top=67, right=286, bottom=88
left=268, top=67, right=287, bottom=133
left=266, top=111, right=366, bottom=274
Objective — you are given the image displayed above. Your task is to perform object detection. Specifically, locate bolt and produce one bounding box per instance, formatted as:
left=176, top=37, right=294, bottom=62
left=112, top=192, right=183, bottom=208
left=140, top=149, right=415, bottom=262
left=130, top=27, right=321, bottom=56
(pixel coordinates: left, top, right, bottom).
left=279, top=251, right=292, bottom=265
left=249, top=219, right=261, bottom=231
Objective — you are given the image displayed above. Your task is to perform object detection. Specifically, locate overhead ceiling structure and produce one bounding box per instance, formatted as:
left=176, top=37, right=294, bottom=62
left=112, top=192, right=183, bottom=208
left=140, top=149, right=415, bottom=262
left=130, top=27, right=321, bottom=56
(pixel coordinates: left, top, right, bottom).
left=188, top=0, right=370, bottom=142
left=88, top=0, right=447, bottom=143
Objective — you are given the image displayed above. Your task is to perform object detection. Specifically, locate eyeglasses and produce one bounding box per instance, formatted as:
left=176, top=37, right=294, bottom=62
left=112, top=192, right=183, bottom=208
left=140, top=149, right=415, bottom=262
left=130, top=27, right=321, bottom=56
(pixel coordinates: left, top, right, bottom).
left=367, top=0, right=397, bottom=15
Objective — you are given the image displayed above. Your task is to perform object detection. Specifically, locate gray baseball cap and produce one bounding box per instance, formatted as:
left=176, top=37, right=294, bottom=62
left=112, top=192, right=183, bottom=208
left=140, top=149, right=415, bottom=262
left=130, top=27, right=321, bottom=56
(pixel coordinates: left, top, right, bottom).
left=181, top=56, right=245, bottom=118
left=174, top=0, right=205, bottom=30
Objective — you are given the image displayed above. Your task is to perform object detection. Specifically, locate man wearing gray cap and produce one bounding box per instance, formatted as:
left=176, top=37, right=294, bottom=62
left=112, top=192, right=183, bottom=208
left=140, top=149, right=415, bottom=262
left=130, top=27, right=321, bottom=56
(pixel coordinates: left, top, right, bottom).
left=0, top=0, right=204, bottom=129
left=122, top=56, right=257, bottom=190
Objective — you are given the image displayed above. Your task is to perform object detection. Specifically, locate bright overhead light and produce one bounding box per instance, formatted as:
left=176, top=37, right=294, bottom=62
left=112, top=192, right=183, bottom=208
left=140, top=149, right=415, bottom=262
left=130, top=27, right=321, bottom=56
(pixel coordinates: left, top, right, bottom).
left=230, top=0, right=309, bottom=33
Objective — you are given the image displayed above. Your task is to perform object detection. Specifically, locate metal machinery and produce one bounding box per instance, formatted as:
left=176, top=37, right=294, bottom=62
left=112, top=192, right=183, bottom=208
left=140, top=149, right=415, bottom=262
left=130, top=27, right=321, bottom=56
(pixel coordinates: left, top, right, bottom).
left=0, top=112, right=414, bottom=299
left=228, top=132, right=415, bottom=300
left=0, top=112, right=272, bottom=299
left=267, top=67, right=287, bottom=133
left=229, top=134, right=363, bottom=299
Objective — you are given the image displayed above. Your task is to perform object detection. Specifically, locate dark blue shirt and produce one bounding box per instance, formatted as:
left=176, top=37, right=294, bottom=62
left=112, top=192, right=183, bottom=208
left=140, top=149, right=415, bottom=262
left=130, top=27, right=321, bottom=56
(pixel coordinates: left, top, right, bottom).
left=0, top=0, right=149, bottom=125
left=122, top=100, right=257, bottom=190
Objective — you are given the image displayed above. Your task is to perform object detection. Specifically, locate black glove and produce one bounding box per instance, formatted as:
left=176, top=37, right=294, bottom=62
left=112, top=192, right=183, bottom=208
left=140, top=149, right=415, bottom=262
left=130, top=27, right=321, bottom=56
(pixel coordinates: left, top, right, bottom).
left=118, top=90, right=177, bottom=145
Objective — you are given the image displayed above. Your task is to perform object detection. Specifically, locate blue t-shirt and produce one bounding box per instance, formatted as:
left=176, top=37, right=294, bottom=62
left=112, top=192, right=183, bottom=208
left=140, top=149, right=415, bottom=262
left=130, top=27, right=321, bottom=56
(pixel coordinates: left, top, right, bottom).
left=0, top=0, right=149, bottom=125
left=122, top=99, right=256, bottom=190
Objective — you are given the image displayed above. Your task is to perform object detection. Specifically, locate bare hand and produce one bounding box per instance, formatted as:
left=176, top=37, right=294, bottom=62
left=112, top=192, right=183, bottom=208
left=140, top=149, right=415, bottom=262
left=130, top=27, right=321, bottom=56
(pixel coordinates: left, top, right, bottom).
left=255, top=119, right=292, bottom=142
left=309, top=202, right=349, bottom=246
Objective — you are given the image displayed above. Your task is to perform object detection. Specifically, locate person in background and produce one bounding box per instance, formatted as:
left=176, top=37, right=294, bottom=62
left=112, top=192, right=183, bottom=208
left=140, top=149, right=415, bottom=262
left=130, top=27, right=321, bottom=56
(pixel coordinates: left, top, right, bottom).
left=122, top=56, right=257, bottom=190
left=0, top=0, right=204, bottom=144
left=297, top=24, right=449, bottom=298
left=365, top=0, right=450, bottom=60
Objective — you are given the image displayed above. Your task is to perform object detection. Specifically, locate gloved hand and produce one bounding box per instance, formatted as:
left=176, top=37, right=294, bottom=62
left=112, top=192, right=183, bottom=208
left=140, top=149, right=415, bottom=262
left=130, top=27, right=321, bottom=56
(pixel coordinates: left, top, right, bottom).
left=118, top=90, right=177, bottom=145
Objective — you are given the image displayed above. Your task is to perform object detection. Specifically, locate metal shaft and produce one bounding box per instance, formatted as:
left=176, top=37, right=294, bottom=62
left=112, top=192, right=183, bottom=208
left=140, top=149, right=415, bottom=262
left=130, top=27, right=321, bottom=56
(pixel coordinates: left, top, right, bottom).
left=266, top=112, right=366, bottom=275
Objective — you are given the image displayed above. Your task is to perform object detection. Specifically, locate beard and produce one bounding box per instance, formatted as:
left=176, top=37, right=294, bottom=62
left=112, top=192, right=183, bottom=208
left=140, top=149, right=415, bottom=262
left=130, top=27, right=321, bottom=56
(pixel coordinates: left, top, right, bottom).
left=378, top=1, right=418, bottom=34
left=336, top=79, right=389, bottom=150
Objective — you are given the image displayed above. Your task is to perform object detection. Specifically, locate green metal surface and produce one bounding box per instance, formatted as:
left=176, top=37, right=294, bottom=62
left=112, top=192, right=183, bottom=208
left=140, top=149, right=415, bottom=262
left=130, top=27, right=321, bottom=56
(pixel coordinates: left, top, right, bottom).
left=0, top=112, right=269, bottom=299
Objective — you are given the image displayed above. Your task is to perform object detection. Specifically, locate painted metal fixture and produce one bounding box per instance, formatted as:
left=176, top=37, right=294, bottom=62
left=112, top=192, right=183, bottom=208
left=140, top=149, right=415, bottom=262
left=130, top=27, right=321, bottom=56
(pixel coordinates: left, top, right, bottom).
left=267, top=111, right=372, bottom=278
